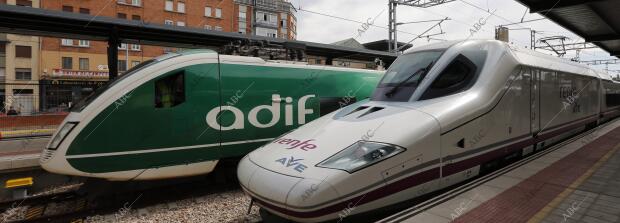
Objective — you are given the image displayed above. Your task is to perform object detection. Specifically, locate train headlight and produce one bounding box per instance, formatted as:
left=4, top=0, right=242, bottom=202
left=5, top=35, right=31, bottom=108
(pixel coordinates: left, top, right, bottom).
left=317, top=141, right=405, bottom=173
left=48, top=122, right=78, bottom=150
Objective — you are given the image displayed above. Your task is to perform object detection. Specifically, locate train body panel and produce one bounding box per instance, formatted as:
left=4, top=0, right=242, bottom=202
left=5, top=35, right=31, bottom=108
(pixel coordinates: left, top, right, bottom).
left=40, top=50, right=383, bottom=180
left=238, top=40, right=620, bottom=222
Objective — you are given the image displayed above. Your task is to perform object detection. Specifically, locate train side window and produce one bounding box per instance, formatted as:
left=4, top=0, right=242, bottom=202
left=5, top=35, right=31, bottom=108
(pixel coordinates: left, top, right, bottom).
left=607, top=93, right=620, bottom=107
left=420, top=54, right=477, bottom=100
left=155, top=71, right=185, bottom=108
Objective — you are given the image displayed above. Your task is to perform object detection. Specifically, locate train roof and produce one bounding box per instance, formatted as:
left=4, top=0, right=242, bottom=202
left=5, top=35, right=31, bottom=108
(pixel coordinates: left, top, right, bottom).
left=160, top=49, right=383, bottom=74
left=404, top=39, right=608, bottom=80
left=218, top=54, right=383, bottom=74
left=175, top=49, right=217, bottom=55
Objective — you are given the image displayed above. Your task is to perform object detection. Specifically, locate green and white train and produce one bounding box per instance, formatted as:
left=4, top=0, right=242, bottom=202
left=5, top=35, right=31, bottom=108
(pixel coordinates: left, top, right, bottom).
left=40, top=50, right=383, bottom=180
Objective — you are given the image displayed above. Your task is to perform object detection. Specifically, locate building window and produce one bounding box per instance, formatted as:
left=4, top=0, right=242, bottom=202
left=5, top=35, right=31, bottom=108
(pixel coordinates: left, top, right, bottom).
left=205, top=25, right=212, bottom=30
left=177, top=2, right=185, bottom=13
left=0, top=68, right=5, bottom=80
left=239, top=6, right=247, bottom=33
left=15, top=46, right=31, bottom=58
left=118, top=43, right=127, bottom=49
left=269, top=14, right=278, bottom=24
left=117, top=0, right=141, bottom=6
left=79, top=8, right=90, bottom=14
left=256, top=27, right=277, bottom=38
left=131, top=44, right=141, bottom=51
left=118, top=60, right=127, bottom=72
left=61, top=39, right=73, bottom=46
left=131, top=61, right=141, bottom=67
left=165, top=0, right=173, bottom=11
left=177, top=21, right=185, bottom=26
left=132, top=15, right=141, bottom=21
left=16, top=0, right=32, bottom=7
left=12, top=89, right=33, bottom=95
left=62, top=5, right=73, bottom=12
left=0, top=44, right=5, bottom=54
left=215, top=26, right=222, bottom=31
left=15, top=68, right=32, bottom=80
left=280, top=13, right=288, bottom=29
left=117, top=13, right=127, bottom=19
left=239, top=6, right=247, bottom=18
left=215, top=8, right=222, bottom=18
left=79, top=58, right=89, bottom=70
left=238, top=21, right=246, bottom=33
left=62, top=57, right=73, bottom=69
left=165, top=20, right=174, bottom=25
left=257, top=12, right=265, bottom=21
left=205, top=7, right=212, bottom=17
left=78, top=40, right=90, bottom=47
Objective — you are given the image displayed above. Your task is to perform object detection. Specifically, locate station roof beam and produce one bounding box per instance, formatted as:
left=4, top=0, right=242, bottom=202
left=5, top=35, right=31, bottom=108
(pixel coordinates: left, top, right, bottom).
left=0, top=4, right=397, bottom=64
left=516, top=0, right=620, bottom=59
left=528, top=0, right=608, bottom=13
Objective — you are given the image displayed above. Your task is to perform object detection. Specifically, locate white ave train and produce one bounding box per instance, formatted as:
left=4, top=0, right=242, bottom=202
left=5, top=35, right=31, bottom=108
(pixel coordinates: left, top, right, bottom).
left=237, top=40, right=620, bottom=222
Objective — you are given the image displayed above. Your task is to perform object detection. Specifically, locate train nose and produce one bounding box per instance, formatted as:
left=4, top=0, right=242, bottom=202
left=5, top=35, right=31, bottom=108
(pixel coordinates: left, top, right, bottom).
left=238, top=155, right=340, bottom=210
left=39, top=115, right=82, bottom=176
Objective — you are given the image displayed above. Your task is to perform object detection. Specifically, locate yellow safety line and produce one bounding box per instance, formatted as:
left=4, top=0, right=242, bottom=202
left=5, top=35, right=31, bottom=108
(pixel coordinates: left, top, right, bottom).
left=527, top=143, right=620, bottom=223
left=0, top=129, right=56, bottom=136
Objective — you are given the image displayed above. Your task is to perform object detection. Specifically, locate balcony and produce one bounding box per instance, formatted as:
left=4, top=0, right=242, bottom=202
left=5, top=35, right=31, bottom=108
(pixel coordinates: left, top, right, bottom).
left=255, top=20, right=278, bottom=29
left=234, top=0, right=296, bottom=13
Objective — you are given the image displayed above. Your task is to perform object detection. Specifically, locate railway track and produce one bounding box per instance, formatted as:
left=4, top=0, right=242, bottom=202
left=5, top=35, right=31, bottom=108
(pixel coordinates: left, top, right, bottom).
left=2, top=121, right=612, bottom=223
left=1, top=161, right=244, bottom=223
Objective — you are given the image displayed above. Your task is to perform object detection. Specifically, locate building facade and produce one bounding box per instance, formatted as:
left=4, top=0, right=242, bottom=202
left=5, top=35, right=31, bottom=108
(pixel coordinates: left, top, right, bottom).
left=1, top=0, right=41, bottom=115
left=234, top=0, right=297, bottom=39
left=0, top=0, right=297, bottom=114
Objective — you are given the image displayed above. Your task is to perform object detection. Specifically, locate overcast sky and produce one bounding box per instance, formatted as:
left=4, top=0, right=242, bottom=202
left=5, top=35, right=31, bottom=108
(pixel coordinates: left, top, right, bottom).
left=292, top=0, right=620, bottom=77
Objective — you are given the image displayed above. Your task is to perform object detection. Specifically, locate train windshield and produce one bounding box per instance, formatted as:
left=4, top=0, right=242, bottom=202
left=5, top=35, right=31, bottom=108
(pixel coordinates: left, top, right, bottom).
left=371, top=50, right=444, bottom=101
left=71, top=53, right=181, bottom=112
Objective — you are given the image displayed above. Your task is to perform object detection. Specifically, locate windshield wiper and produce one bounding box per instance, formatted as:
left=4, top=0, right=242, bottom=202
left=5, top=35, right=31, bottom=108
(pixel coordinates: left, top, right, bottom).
left=385, top=61, right=435, bottom=97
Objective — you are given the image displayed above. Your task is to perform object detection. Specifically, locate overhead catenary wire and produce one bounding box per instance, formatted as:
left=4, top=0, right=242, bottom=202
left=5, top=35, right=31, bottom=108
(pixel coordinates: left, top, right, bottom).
left=297, top=8, right=421, bottom=37
left=457, top=0, right=616, bottom=64
left=299, top=0, right=617, bottom=70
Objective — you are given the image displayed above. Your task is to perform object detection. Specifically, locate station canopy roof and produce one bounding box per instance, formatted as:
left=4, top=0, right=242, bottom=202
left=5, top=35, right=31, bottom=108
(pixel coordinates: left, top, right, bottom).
left=0, top=4, right=397, bottom=62
left=516, top=0, right=620, bottom=57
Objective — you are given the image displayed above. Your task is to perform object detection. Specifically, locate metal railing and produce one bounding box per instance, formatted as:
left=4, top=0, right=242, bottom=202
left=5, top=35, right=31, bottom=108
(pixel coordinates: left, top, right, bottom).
left=0, top=84, right=87, bottom=139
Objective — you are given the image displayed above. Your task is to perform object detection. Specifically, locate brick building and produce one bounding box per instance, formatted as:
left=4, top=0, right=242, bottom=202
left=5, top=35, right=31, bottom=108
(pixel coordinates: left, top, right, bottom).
left=0, top=0, right=297, bottom=113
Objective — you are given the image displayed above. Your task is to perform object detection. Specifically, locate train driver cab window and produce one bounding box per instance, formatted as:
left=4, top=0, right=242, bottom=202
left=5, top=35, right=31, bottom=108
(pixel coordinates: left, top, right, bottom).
left=420, top=54, right=477, bottom=100
left=155, top=71, right=185, bottom=108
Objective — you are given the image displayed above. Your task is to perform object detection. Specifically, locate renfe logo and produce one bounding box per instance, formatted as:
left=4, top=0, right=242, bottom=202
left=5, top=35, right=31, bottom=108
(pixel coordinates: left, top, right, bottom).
left=272, top=138, right=317, bottom=151
left=206, top=94, right=315, bottom=130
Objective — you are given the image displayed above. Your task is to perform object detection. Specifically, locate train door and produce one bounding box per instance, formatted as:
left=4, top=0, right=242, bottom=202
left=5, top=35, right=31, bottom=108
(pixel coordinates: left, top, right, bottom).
left=529, top=67, right=541, bottom=138
left=168, top=62, right=221, bottom=163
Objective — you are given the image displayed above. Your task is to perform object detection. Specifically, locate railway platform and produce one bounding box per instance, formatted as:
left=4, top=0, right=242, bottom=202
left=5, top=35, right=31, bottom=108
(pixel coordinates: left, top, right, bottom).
left=380, top=119, right=620, bottom=223
left=0, top=137, right=48, bottom=171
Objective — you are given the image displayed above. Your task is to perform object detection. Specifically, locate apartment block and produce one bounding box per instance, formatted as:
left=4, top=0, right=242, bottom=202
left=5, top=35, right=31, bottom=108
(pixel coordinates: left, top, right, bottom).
left=34, top=0, right=297, bottom=111
left=1, top=0, right=41, bottom=115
